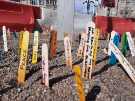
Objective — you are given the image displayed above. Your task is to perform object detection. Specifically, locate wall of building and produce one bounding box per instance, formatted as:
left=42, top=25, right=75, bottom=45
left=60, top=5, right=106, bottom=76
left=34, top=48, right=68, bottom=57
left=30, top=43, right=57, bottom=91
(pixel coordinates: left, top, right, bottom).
left=97, top=0, right=135, bottom=18
left=57, top=0, right=74, bottom=40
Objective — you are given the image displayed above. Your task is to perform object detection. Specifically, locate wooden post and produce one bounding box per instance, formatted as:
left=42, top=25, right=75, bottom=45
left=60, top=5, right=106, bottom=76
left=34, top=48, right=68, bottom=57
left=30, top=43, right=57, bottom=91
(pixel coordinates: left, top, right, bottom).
left=49, top=30, right=57, bottom=59
left=126, top=32, right=135, bottom=56
left=64, top=33, right=72, bottom=69
left=92, top=29, right=100, bottom=67
left=7, top=28, right=11, bottom=49
left=110, top=42, right=135, bottom=83
left=82, top=21, right=95, bottom=79
left=42, top=43, right=49, bottom=87
left=73, top=65, right=85, bottom=101
left=77, top=33, right=87, bottom=58
left=32, top=31, right=39, bottom=64
left=17, top=31, right=29, bottom=84
left=2, top=26, right=8, bottom=52
left=18, top=31, right=24, bottom=55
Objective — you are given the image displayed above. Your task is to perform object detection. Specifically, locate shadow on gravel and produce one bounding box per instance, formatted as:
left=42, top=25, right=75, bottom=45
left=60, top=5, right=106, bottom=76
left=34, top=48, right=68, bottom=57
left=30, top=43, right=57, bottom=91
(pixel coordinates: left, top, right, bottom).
left=96, top=56, right=109, bottom=64
left=57, top=50, right=64, bottom=57
left=49, top=73, right=74, bottom=89
left=0, top=86, right=14, bottom=95
left=92, top=64, right=114, bottom=77
left=0, top=79, right=17, bottom=95
left=57, top=49, right=75, bottom=57
left=50, top=58, right=83, bottom=70
left=50, top=64, right=66, bottom=70
left=86, top=85, right=101, bottom=101
left=117, top=63, right=133, bottom=82
left=26, top=67, right=41, bottom=80
left=37, top=57, right=42, bottom=63
left=73, top=59, right=83, bottom=65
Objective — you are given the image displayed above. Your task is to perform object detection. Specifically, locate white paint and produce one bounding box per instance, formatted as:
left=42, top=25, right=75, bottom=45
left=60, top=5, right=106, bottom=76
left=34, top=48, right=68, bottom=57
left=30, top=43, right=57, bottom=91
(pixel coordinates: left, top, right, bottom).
left=108, top=30, right=117, bottom=56
left=42, top=43, right=49, bottom=87
left=84, top=21, right=95, bottom=66
left=32, top=31, right=39, bottom=64
left=77, top=33, right=87, bottom=57
left=126, top=32, right=135, bottom=56
left=82, top=21, right=95, bottom=79
left=64, top=36, right=72, bottom=68
left=110, top=42, right=135, bottom=83
left=2, top=26, right=8, bottom=52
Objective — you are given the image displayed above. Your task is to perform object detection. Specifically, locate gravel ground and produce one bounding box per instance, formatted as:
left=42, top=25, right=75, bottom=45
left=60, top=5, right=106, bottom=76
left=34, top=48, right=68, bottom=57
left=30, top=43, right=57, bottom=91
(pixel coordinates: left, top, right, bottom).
left=0, top=39, right=135, bottom=101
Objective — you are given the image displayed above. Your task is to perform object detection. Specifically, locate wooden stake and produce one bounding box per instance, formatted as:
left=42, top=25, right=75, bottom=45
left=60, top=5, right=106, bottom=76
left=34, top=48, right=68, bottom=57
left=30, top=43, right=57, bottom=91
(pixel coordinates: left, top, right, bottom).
left=17, top=31, right=29, bottom=84
left=92, top=29, right=100, bottom=66
left=42, top=43, right=49, bottom=87
left=49, top=30, right=57, bottom=59
left=110, top=42, right=135, bottom=83
left=82, top=21, right=95, bottom=79
left=73, top=65, right=85, bottom=101
left=77, top=33, right=87, bottom=58
left=64, top=33, right=72, bottom=69
left=32, top=31, right=39, bottom=64
left=2, top=26, right=8, bottom=52
left=126, top=32, right=135, bottom=56
left=18, top=31, right=24, bottom=55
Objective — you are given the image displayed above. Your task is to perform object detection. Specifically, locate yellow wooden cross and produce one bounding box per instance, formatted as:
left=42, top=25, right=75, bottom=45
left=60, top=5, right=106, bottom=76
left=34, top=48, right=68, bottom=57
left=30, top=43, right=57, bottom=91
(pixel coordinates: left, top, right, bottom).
left=92, top=29, right=100, bottom=67
left=73, top=65, right=85, bottom=101
left=18, top=31, right=24, bottom=55
left=32, top=31, right=39, bottom=64
left=17, top=31, right=29, bottom=84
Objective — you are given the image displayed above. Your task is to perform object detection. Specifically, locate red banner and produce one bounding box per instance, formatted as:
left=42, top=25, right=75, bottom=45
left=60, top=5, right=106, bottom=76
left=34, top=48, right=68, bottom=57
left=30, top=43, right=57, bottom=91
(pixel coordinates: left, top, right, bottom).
left=0, top=1, right=41, bottom=32
left=95, top=16, right=135, bottom=39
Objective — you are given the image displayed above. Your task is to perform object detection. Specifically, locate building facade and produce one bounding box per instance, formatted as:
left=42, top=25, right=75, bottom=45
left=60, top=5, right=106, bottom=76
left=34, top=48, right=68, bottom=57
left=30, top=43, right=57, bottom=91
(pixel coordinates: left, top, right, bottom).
left=97, top=0, right=135, bottom=18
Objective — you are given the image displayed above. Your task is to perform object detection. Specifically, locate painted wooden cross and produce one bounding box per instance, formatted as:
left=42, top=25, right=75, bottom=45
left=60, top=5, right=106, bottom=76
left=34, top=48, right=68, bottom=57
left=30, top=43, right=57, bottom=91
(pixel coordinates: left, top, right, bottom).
left=32, top=31, right=39, bottom=64
left=126, top=32, right=135, bottom=57
left=77, top=33, right=87, bottom=58
left=110, top=41, right=135, bottom=83
left=82, top=21, right=95, bottom=79
left=73, top=65, right=85, bottom=101
left=42, top=43, right=49, bottom=87
left=91, top=28, right=100, bottom=67
left=18, top=31, right=24, bottom=55
left=64, top=33, right=72, bottom=69
left=49, top=30, right=57, bottom=59
left=17, top=31, right=29, bottom=84
left=2, top=26, right=8, bottom=52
